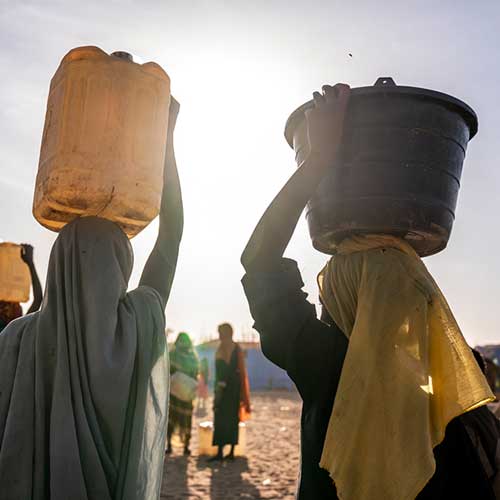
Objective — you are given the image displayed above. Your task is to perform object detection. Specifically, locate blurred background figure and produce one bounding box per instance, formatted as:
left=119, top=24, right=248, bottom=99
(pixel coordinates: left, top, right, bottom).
left=0, top=243, right=42, bottom=332
left=210, top=322, right=251, bottom=461
left=196, top=357, right=210, bottom=417
left=167, top=332, right=200, bottom=455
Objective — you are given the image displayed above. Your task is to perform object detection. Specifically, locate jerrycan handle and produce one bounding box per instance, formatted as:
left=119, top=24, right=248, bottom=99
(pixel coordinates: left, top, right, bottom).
left=374, top=77, right=396, bottom=87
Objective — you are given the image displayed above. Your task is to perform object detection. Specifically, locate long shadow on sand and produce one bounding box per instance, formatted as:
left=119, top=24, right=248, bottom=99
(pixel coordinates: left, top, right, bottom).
left=197, top=456, right=261, bottom=499
left=163, top=454, right=189, bottom=498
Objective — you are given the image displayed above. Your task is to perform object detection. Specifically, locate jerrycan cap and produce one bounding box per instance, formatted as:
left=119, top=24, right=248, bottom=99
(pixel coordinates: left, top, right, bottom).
left=111, top=50, right=168, bottom=80
left=111, top=51, right=134, bottom=62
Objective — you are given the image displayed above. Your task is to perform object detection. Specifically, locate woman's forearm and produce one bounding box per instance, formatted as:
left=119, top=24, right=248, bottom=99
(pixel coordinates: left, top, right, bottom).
left=139, top=135, right=183, bottom=305
left=241, top=156, right=329, bottom=272
left=27, top=262, right=43, bottom=314
left=241, top=84, right=350, bottom=272
left=159, top=141, right=184, bottom=242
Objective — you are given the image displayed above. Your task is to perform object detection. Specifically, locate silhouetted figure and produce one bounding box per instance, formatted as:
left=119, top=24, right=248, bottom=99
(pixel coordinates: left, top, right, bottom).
left=210, top=323, right=251, bottom=461
left=0, top=244, right=42, bottom=332
left=0, top=98, right=183, bottom=500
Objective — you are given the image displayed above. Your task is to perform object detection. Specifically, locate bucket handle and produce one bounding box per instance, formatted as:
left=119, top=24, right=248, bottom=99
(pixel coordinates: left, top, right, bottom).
left=374, top=77, right=396, bottom=86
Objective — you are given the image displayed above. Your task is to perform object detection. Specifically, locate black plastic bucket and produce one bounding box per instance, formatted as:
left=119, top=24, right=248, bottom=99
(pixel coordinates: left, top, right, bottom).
left=284, top=77, right=478, bottom=257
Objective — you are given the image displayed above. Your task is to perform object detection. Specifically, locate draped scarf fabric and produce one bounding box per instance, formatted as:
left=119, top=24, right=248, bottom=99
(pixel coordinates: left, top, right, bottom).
left=170, top=333, right=199, bottom=379
left=318, top=234, right=494, bottom=500
left=216, top=340, right=236, bottom=365
left=0, top=217, right=168, bottom=500
left=237, top=347, right=251, bottom=422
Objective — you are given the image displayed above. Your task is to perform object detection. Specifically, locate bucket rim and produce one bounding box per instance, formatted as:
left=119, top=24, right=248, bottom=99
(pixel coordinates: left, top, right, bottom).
left=284, top=81, right=478, bottom=147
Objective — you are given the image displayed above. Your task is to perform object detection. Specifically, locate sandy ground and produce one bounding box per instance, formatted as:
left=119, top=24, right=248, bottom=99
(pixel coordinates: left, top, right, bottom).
left=161, top=391, right=301, bottom=500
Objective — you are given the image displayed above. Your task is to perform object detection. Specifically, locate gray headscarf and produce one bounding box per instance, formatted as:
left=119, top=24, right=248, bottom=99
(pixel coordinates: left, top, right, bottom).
left=0, top=217, right=168, bottom=500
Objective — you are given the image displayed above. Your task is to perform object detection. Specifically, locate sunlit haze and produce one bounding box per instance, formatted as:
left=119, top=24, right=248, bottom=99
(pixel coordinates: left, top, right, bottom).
left=1, top=0, right=500, bottom=345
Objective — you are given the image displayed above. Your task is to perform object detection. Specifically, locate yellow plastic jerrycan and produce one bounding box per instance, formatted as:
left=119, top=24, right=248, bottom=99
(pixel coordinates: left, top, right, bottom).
left=33, top=46, right=171, bottom=237
left=0, top=243, right=31, bottom=303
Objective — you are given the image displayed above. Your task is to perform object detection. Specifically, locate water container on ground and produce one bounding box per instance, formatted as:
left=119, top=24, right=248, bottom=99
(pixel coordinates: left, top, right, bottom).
left=197, top=421, right=247, bottom=456
left=33, top=46, right=171, bottom=238
left=284, top=77, right=478, bottom=256
left=0, top=243, right=31, bottom=303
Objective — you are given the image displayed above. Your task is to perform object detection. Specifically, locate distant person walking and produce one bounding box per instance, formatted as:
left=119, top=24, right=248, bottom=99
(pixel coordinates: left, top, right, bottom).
left=210, top=323, right=251, bottom=461
left=0, top=98, right=183, bottom=500
left=167, top=332, right=199, bottom=455
left=196, top=357, right=210, bottom=415
left=0, top=244, right=42, bottom=332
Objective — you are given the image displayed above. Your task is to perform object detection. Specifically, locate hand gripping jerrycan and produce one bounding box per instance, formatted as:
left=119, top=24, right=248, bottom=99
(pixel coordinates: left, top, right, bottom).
left=33, top=46, right=171, bottom=238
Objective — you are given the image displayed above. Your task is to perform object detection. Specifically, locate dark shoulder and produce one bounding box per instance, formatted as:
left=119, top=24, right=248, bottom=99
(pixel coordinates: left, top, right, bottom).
left=127, top=285, right=165, bottom=316
left=420, top=410, right=497, bottom=499
left=129, top=285, right=163, bottom=304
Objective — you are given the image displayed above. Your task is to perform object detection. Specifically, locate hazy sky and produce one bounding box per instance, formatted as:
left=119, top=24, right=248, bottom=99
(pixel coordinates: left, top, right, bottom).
left=1, top=0, right=500, bottom=345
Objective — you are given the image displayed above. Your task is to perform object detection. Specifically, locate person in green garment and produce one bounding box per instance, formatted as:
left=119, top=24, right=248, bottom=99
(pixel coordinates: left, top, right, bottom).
left=166, top=332, right=199, bottom=456
left=0, top=97, right=183, bottom=500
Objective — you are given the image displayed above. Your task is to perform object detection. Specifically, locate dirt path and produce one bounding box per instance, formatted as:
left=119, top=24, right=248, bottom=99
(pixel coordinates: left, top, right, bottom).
left=161, top=391, right=301, bottom=499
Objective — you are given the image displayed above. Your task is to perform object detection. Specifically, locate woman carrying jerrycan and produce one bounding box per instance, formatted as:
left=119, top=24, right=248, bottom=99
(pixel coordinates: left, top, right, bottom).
left=0, top=78, right=183, bottom=500
left=0, top=243, right=43, bottom=332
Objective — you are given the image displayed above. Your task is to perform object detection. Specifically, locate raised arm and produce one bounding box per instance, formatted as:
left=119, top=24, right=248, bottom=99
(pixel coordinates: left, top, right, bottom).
left=21, top=244, right=43, bottom=314
left=240, top=84, right=350, bottom=272
left=140, top=97, right=183, bottom=306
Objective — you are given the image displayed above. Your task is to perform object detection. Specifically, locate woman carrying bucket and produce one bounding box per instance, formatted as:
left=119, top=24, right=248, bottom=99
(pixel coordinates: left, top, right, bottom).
left=241, top=84, right=498, bottom=499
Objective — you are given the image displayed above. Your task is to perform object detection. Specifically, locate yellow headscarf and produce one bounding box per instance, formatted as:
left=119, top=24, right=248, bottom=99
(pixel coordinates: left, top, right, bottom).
left=318, top=234, right=494, bottom=500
